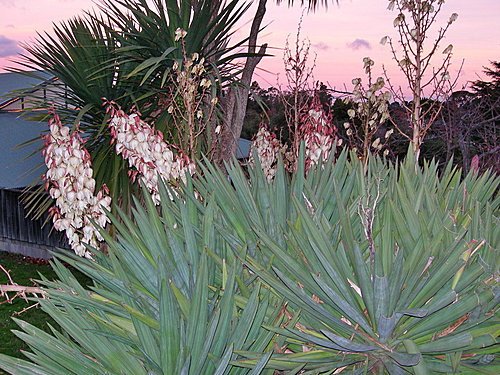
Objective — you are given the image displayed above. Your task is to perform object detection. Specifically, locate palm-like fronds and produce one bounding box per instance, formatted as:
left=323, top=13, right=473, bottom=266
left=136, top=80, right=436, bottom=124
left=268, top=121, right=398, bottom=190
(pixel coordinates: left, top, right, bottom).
left=14, top=13, right=137, bottom=220
left=277, top=0, right=339, bottom=11
left=99, top=0, right=252, bottom=86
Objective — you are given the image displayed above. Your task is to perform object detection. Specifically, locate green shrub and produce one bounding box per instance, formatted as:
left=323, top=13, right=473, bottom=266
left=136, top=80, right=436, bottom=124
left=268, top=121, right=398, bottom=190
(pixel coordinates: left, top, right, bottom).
left=197, top=151, right=499, bottom=373
left=0, top=183, right=279, bottom=375
left=0, top=151, right=498, bottom=374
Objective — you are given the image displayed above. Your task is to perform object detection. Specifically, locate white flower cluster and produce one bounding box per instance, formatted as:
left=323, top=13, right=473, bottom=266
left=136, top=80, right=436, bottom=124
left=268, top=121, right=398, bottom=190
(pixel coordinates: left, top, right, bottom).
left=43, top=113, right=111, bottom=258
left=300, top=98, right=336, bottom=170
left=352, top=76, right=391, bottom=128
left=249, top=97, right=337, bottom=179
left=107, top=104, right=195, bottom=204
left=248, top=124, right=285, bottom=182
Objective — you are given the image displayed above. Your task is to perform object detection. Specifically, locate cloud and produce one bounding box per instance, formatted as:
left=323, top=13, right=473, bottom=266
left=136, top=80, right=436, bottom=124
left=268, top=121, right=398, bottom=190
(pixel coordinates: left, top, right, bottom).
left=0, top=0, right=15, bottom=7
left=312, top=42, right=330, bottom=51
left=0, top=35, right=22, bottom=57
left=347, top=38, right=371, bottom=50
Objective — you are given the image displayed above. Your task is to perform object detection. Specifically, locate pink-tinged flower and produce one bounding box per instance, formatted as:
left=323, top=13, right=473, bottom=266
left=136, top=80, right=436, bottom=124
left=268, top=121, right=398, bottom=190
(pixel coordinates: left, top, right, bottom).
left=249, top=123, right=285, bottom=182
left=42, top=111, right=111, bottom=258
left=299, top=96, right=336, bottom=171
left=249, top=96, right=337, bottom=179
left=174, top=28, right=187, bottom=42
left=105, top=101, right=195, bottom=204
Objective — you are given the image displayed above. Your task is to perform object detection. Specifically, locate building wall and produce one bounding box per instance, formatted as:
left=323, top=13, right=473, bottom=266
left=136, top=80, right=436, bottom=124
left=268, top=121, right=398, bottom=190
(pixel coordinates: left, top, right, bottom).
left=0, top=188, right=67, bottom=259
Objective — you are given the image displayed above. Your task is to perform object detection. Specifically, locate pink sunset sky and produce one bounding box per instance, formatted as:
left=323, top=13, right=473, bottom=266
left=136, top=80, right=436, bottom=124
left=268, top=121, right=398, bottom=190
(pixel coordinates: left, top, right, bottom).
left=1, top=0, right=499, bottom=94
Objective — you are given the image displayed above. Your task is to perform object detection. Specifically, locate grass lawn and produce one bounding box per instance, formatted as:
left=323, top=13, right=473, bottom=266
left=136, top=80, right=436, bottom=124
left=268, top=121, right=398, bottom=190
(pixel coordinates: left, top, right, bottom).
left=0, top=250, right=90, bottom=372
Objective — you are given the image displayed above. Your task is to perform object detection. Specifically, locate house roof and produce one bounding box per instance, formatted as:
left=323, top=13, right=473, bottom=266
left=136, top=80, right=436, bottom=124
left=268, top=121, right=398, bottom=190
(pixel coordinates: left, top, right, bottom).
left=0, top=112, right=46, bottom=189
left=0, top=72, right=53, bottom=189
left=236, top=137, right=251, bottom=159
left=0, top=71, right=54, bottom=106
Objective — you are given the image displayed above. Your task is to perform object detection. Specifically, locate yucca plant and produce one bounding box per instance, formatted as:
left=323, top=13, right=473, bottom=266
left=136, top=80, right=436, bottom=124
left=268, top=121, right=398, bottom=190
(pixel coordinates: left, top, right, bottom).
left=224, top=152, right=498, bottom=374
left=0, top=183, right=280, bottom=375
left=16, top=13, right=140, bottom=220
left=186, top=149, right=497, bottom=373
left=1, top=151, right=498, bottom=374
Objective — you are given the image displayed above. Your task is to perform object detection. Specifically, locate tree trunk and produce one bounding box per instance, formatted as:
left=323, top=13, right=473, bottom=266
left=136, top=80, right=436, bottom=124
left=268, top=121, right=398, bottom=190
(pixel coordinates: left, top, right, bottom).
left=215, top=0, right=268, bottom=166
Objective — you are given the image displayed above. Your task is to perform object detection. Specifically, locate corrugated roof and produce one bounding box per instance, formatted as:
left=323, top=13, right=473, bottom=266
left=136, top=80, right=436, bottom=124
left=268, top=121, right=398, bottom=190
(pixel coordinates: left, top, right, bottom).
left=0, top=112, right=46, bottom=189
left=0, top=71, right=53, bottom=105
left=236, top=138, right=251, bottom=159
